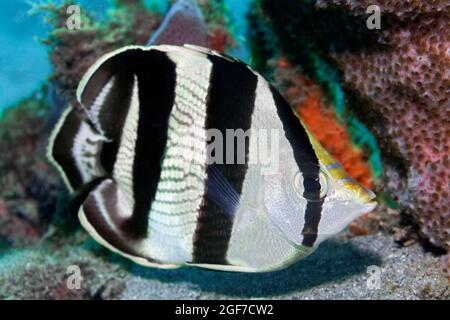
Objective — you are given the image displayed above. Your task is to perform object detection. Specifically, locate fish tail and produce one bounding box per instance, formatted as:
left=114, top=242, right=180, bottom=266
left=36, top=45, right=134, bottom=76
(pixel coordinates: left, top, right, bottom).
left=47, top=106, right=107, bottom=192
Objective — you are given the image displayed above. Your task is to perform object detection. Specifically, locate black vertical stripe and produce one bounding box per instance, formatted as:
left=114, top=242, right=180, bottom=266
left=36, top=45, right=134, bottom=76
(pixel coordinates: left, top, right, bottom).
left=80, top=51, right=139, bottom=175
left=269, top=86, right=324, bottom=247
left=78, top=48, right=177, bottom=239
left=128, top=50, right=177, bottom=239
left=97, top=73, right=135, bottom=173
left=82, top=178, right=160, bottom=264
left=118, top=49, right=177, bottom=239
left=80, top=53, right=135, bottom=140
left=83, top=179, right=139, bottom=256
left=51, top=109, right=84, bottom=190
left=192, top=55, right=258, bottom=264
left=100, top=139, right=121, bottom=175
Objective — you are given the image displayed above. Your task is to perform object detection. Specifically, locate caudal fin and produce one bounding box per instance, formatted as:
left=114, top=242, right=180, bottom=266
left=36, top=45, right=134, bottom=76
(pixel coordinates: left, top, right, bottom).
left=47, top=107, right=106, bottom=192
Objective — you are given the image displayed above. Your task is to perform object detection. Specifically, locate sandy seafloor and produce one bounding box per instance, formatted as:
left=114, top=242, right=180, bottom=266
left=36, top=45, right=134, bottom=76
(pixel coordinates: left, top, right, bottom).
left=0, top=232, right=448, bottom=300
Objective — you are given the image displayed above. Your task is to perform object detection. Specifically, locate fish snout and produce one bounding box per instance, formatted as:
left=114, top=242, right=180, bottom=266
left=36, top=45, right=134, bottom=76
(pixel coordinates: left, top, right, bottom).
left=324, top=162, right=377, bottom=213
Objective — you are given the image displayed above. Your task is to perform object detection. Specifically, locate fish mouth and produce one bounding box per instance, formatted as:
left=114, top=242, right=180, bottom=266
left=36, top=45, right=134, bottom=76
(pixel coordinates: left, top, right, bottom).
left=360, top=199, right=378, bottom=214
left=361, top=187, right=377, bottom=204
left=339, top=177, right=377, bottom=210
left=355, top=185, right=377, bottom=214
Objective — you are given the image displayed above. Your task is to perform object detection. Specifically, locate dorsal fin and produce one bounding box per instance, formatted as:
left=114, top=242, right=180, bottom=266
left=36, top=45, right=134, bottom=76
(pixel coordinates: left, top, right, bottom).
left=76, top=49, right=138, bottom=140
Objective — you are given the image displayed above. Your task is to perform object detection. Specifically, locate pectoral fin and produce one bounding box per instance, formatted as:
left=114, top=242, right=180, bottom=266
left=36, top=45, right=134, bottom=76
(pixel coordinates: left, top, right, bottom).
left=206, top=165, right=240, bottom=220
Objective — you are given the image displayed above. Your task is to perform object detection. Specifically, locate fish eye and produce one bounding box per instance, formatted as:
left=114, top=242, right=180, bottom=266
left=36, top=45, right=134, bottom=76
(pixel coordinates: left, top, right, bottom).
left=293, top=170, right=329, bottom=199
left=319, top=170, right=329, bottom=199
left=293, top=171, right=304, bottom=195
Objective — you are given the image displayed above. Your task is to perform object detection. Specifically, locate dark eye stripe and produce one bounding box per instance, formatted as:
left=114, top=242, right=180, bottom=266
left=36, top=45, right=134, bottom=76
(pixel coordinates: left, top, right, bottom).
left=269, top=85, right=324, bottom=247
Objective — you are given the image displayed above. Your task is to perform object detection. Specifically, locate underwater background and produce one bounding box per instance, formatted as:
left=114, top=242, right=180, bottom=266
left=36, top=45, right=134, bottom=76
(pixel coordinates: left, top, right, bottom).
left=0, top=0, right=448, bottom=299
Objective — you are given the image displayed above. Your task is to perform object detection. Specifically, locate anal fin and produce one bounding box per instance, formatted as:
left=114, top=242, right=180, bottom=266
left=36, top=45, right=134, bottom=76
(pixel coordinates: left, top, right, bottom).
left=78, top=178, right=180, bottom=269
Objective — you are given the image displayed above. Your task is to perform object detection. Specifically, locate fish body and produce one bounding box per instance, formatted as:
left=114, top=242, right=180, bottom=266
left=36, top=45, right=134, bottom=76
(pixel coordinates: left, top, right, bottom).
left=48, top=45, right=376, bottom=272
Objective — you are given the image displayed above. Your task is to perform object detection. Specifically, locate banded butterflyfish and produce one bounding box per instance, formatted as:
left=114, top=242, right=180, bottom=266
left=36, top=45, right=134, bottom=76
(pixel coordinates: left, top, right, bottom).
left=47, top=44, right=377, bottom=272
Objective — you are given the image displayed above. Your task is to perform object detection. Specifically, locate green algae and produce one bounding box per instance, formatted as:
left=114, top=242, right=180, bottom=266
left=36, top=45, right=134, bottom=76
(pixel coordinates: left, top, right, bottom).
left=247, top=3, right=277, bottom=73
left=142, top=0, right=170, bottom=15
left=40, top=0, right=150, bottom=47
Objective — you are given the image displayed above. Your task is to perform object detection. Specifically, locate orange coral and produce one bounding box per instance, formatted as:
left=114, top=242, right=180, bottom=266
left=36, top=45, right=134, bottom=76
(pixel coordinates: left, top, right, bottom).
left=297, top=90, right=373, bottom=189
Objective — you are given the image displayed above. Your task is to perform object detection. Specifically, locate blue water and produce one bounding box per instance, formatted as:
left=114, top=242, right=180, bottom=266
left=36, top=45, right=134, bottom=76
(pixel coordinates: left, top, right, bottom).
left=0, top=0, right=51, bottom=113
left=0, top=0, right=252, bottom=117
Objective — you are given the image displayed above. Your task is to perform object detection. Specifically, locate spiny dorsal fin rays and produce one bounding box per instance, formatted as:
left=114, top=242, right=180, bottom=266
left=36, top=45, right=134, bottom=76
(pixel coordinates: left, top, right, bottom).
left=76, top=44, right=260, bottom=111
left=77, top=44, right=255, bottom=89
left=183, top=44, right=262, bottom=78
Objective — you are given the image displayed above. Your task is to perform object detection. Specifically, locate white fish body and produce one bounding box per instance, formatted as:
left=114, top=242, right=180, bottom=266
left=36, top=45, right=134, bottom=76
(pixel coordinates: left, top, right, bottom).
left=48, top=44, right=376, bottom=272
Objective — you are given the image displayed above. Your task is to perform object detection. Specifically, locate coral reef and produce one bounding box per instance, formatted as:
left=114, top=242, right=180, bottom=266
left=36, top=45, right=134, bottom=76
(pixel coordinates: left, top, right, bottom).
left=41, top=0, right=162, bottom=107
left=316, top=0, right=450, bottom=18
left=199, top=0, right=236, bottom=53
left=1, top=0, right=448, bottom=298
left=42, top=0, right=234, bottom=111
left=0, top=0, right=238, bottom=237
left=247, top=3, right=278, bottom=73
left=0, top=89, right=61, bottom=246
left=248, top=1, right=383, bottom=178
left=258, top=0, right=450, bottom=270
